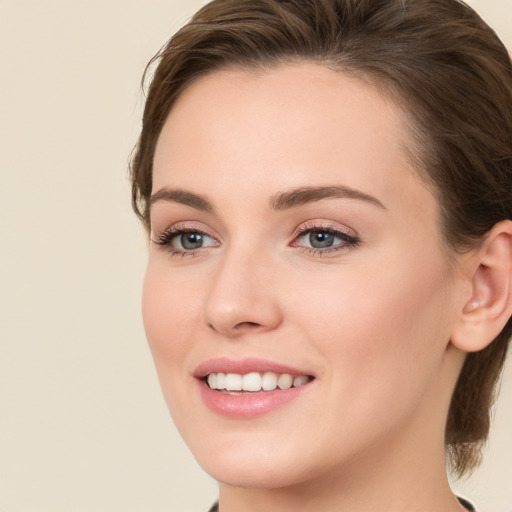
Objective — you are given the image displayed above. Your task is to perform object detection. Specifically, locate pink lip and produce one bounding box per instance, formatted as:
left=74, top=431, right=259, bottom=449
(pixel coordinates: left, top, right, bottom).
left=194, top=357, right=312, bottom=378
left=194, top=358, right=315, bottom=419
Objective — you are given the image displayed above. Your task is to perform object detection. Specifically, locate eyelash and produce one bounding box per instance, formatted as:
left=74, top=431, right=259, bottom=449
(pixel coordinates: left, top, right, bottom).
left=152, top=224, right=216, bottom=258
left=290, top=222, right=360, bottom=256
left=152, top=222, right=360, bottom=258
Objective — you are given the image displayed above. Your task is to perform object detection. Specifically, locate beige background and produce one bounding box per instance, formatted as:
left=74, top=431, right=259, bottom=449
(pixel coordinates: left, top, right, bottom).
left=1, top=1, right=511, bottom=511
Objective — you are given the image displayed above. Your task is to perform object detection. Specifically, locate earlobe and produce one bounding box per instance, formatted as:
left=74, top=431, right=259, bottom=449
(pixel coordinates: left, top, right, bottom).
left=451, top=220, right=512, bottom=353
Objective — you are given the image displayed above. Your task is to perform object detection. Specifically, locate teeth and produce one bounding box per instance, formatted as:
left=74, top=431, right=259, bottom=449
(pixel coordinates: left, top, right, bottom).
left=277, top=373, right=293, bottom=390
left=293, top=375, right=309, bottom=387
left=225, top=373, right=242, bottom=391
left=262, top=371, right=277, bottom=391
left=216, top=372, right=226, bottom=389
left=206, top=371, right=311, bottom=392
left=207, top=373, right=217, bottom=389
left=242, top=372, right=262, bottom=392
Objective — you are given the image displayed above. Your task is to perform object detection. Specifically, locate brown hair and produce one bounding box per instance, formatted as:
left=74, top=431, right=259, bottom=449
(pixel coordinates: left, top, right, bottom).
left=130, top=0, right=512, bottom=476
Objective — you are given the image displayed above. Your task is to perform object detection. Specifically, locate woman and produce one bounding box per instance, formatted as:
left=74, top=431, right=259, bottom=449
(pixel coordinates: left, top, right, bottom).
left=130, top=0, right=512, bottom=510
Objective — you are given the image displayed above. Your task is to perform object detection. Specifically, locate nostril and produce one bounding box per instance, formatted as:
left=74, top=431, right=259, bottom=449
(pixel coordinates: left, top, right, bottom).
left=234, top=321, right=261, bottom=330
left=206, top=321, right=260, bottom=333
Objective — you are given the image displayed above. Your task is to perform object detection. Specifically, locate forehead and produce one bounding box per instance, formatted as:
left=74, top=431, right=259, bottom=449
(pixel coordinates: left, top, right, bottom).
left=154, top=63, right=410, bottom=183
left=152, top=62, right=435, bottom=225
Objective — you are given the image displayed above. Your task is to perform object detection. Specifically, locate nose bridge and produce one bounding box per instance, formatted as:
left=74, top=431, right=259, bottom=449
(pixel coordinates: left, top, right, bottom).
left=202, top=241, right=282, bottom=337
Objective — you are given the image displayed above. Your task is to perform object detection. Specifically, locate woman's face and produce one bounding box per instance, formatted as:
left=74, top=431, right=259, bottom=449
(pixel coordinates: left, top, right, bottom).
left=143, top=63, right=465, bottom=488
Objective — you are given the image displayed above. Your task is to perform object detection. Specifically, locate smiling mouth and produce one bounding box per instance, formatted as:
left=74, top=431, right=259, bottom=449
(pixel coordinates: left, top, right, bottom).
left=205, top=371, right=314, bottom=393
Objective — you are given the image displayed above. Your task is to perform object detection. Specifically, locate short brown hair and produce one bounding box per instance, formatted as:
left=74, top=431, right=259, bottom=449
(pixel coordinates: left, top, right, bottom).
left=130, top=0, right=512, bottom=476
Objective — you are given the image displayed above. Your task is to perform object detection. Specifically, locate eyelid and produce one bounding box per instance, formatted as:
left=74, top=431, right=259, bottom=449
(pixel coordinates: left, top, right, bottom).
left=151, top=221, right=220, bottom=256
left=289, top=220, right=360, bottom=254
left=290, top=220, right=358, bottom=240
left=152, top=222, right=202, bottom=243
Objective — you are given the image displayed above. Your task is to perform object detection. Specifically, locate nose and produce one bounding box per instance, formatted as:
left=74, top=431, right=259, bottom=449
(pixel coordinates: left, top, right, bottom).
left=202, top=249, right=283, bottom=338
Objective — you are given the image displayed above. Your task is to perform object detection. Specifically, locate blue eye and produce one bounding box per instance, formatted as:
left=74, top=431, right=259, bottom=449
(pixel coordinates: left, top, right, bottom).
left=153, top=227, right=218, bottom=255
left=179, top=232, right=206, bottom=250
left=308, top=231, right=336, bottom=249
left=293, top=226, right=359, bottom=253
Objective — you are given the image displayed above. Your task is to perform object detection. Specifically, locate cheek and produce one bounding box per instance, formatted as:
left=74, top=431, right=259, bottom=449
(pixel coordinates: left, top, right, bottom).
left=141, top=262, right=209, bottom=430
left=142, top=263, right=198, bottom=374
left=290, top=250, right=454, bottom=398
left=278, top=260, right=454, bottom=462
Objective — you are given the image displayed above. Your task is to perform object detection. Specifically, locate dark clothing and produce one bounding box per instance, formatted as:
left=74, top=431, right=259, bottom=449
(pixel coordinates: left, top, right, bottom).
left=208, top=496, right=476, bottom=511
left=458, top=496, right=476, bottom=511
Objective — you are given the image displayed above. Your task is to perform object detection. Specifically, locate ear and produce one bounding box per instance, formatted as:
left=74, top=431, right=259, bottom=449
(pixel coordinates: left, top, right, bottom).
left=451, top=220, right=512, bottom=353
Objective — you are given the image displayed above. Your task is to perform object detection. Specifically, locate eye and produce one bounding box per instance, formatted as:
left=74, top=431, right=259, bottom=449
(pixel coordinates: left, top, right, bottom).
left=306, top=231, right=337, bottom=249
left=291, top=223, right=360, bottom=254
left=177, top=232, right=209, bottom=250
left=152, top=225, right=219, bottom=255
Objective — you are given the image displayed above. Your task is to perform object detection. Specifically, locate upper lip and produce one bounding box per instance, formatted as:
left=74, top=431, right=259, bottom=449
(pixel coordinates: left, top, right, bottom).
left=193, top=357, right=314, bottom=379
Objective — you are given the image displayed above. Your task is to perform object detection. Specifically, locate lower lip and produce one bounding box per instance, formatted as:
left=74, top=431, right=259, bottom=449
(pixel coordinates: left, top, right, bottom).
left=198, top=380, right=312, bottom=418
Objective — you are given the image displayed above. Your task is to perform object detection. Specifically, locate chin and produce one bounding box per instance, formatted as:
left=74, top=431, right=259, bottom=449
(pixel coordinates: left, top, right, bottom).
left=186, top=431, right=331, bottom=490
left=200, top=456, right=312, bottom=489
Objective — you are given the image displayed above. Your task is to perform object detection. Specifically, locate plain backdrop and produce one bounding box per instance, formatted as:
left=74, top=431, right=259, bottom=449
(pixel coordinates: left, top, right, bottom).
left=1, top=1, right=511, bottom=511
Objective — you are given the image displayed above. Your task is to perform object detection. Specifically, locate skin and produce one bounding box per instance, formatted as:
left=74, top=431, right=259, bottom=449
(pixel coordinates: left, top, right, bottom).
left=143, top=63, right=473, bottom=511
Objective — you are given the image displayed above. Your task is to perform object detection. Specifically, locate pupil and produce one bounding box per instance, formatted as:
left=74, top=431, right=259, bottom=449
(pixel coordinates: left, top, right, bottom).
left=309, top=231, right=334, bottom=249
left=181, top=232, right=203, bottom=250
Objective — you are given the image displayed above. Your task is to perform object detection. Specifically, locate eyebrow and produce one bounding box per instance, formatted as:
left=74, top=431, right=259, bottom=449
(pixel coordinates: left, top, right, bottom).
left=149, top=184, right=386, bottom=213
left=150, top=187, right=214, bottom=212
left=269, top=185, right=386, bottom=210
